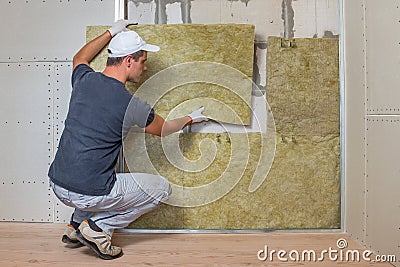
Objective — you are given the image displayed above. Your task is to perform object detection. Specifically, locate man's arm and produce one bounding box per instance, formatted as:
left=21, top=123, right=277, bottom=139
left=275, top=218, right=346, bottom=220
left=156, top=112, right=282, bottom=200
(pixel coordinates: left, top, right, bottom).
left=73, top=31, right=111, bottom=70
left=72, top=20, right=137, bottom=70
left=145, top=107, right=207, bottom=137
left=145, top=114, right=191, bottom=137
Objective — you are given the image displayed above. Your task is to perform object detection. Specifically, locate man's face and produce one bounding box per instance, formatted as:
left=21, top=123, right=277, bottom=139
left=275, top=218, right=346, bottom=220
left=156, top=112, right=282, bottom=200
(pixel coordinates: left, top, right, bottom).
left=128, top=51, right=148, bottom=83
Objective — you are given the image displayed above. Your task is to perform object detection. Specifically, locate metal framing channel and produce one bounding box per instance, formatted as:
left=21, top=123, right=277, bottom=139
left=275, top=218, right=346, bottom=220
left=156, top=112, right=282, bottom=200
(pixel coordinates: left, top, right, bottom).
left=115, top=0, right=128, bottom=21
left=362, top=0, right=368, bottom=245
left=338, top=0, right=345, bottom=233
left=115, top=0, right=127, bottom=172
left=118, top=228, right=344, bottom=234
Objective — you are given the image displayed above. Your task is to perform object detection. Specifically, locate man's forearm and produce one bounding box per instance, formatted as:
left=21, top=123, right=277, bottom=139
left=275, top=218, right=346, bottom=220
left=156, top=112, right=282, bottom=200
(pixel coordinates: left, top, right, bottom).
left=161, top=116, right=192, bottom=137
left=73, top=31, right=111, bottom=69
left=145, top=114, right=191, bottom=137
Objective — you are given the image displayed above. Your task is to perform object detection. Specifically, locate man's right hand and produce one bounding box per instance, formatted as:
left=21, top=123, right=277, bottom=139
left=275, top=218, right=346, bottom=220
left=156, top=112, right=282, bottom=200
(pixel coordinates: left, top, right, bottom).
left=107, top=20, right=138, bottom=37
left=188, top=106, right=208, bottom=124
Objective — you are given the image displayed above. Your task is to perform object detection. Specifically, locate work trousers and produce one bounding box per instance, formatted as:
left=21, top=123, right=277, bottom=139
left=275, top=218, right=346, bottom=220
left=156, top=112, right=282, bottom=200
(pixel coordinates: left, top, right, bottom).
left=50, top=173, right=171, bottom=236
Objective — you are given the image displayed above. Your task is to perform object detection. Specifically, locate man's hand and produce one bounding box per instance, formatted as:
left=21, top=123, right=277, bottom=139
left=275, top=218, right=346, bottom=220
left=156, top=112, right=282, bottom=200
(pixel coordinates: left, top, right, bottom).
left=107, top=20, right=138, bottom=37
left=73, top=20, right=138, bottom=69
left=188, top=106, right=208, bottom=124
left=145, top=107, right=207, bottom=137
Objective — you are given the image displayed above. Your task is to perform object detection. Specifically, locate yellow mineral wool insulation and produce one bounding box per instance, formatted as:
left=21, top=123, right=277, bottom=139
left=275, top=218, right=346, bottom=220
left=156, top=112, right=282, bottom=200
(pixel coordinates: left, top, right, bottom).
left=87, top=24, right=255, bottom=125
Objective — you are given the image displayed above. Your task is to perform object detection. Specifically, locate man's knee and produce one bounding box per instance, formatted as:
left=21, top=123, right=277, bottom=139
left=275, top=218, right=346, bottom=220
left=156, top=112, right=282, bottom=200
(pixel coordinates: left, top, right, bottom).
left=130, top=173, right=172, bottom=201
left=159, top=176, right=172, bottom=200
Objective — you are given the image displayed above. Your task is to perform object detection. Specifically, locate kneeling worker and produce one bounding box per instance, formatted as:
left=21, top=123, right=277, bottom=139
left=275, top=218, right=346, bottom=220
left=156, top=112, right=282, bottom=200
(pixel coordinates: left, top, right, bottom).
left=48, top=20, right=207, bottom=260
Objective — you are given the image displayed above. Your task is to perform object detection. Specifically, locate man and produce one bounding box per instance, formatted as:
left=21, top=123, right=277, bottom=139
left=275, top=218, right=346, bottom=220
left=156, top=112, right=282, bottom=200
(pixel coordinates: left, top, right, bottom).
left=48, top=20, right=207, bottom=260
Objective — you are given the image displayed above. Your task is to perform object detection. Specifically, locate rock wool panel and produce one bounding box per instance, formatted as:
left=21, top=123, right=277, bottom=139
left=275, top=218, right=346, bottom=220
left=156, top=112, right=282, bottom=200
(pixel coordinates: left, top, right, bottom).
left=125, top=132, right=340, bottom=229
left=265, top=37, right=341, bottom=228
left=266, top=37, right=340, bottom=136
left=123, top=36, right=340, bottom=230
left=87, top=24, right=255, bottom=125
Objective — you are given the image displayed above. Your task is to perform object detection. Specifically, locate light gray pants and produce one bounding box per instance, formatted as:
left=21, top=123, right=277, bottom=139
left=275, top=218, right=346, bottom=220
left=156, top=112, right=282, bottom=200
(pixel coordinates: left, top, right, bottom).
left=50, top=173, right=171, bottom=236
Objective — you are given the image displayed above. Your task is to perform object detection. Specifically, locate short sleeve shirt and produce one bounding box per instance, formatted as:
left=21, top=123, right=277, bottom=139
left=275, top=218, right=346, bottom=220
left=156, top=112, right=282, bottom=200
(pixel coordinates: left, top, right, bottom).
left=48, top=64, right=154, bottom=196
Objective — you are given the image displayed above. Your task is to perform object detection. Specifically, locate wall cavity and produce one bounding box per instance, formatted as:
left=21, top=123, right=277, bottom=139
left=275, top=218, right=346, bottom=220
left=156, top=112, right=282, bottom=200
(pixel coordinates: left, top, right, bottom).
left=131, top=0, right=153, bottom=7
left=227, top=0, right=251, bottom=7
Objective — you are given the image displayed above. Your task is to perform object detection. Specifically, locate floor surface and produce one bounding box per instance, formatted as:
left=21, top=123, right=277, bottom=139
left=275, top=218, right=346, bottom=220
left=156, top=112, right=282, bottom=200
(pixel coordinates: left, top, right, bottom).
left=0, top=223, right=396, bottom=266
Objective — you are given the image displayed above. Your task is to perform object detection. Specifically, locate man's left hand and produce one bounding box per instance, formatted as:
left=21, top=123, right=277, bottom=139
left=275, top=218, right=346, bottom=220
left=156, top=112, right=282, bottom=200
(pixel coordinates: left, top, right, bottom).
left=108, top=20, right=138, bottom=37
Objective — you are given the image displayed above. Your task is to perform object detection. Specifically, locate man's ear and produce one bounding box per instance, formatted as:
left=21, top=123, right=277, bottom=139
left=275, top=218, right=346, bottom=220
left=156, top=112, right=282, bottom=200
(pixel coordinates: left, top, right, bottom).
left=125, top=55, right=132, bottom=67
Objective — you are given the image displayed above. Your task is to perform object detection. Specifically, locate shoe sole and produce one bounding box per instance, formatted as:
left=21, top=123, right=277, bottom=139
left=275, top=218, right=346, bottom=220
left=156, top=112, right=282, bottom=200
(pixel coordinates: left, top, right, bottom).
left=62, top=235, right=84, bottom=248
left=76, top=230, right=123, bottom=260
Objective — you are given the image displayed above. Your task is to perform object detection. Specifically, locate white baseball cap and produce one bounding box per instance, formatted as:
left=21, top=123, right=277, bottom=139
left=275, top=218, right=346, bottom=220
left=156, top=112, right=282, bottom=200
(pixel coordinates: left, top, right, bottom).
left=107, top=30, right=160, bottom=58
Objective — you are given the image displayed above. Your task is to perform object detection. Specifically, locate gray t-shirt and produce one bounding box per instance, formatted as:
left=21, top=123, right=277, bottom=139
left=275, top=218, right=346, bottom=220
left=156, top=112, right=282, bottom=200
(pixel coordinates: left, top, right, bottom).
left=48, top=64, right=154, bottom=196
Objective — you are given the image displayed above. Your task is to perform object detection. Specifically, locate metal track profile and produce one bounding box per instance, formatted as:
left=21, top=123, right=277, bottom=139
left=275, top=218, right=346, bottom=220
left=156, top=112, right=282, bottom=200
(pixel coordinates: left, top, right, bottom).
left=118, top=228, right=343, bottom=234
left=115, top=0, right=128, bottom=21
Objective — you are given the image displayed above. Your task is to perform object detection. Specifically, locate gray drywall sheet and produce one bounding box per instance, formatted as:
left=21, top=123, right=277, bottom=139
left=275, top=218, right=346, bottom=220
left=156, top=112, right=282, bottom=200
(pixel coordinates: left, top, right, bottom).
left=343, top=0, right=400, bottom=264
left=364, top=1, right=400, bottom=265
left=365, top=0, right=400, bottom=114
left=0, top=63, right=54, bottom=222
left=0, top=0, right=114, bottom=62
left=0, top=0, right=114, bottom=222
left=342, top=0, right=367, bottom=245
left=366, top=117, right=400, bottom=263
left=52, top=63, right=75, bottom=223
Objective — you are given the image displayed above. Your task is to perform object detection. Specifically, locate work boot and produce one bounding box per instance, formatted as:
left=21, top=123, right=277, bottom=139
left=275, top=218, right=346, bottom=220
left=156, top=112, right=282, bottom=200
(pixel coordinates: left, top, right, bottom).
left=76, top=220, right=123, bottom=260
left=61, top=224, right=83, bottom=247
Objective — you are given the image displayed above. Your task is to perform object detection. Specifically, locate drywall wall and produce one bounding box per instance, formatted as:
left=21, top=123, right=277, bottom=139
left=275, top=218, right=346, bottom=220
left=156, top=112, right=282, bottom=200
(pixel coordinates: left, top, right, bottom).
left=343, top=0, right=400, bottom=265
left=342, top=0, right=367, bottom=245
left=0, top=0, right=114, bottom=223
left=0, top=0, right=114, bottom=62
left=364, top=0, right=400, bottom=263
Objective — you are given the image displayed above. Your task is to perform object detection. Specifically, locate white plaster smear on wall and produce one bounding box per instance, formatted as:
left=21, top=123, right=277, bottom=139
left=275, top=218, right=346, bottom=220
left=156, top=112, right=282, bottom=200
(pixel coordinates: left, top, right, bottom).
left=255, top=46, right=267, bottom=87
left=128, top=1, right=156, bottom=24
left=190, top=0, right=221, bottom=24
left=166, top=2, right=183, bottom=24
left=128, top=0, right=338, bottom=39
left=292, top=0, right=339, bottom=37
